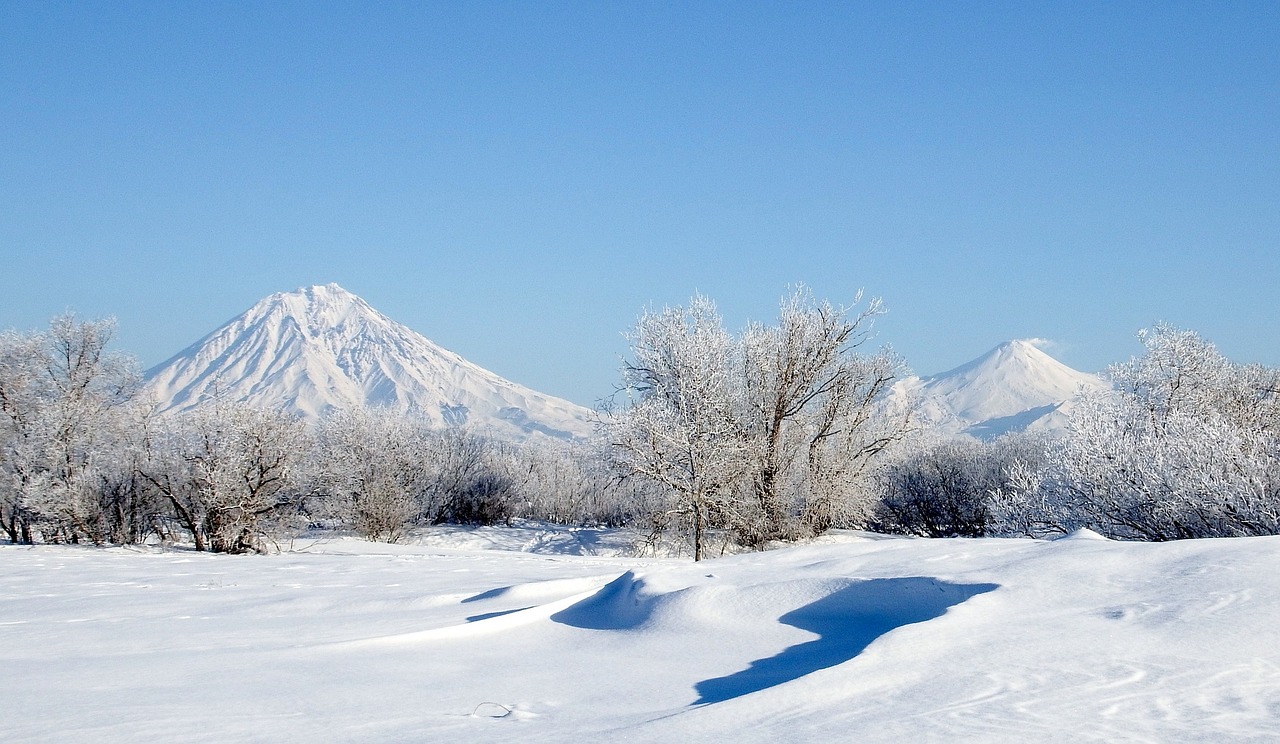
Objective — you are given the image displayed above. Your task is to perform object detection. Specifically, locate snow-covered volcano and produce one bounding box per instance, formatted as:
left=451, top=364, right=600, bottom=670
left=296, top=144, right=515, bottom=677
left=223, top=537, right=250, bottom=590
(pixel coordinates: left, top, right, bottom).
left=144, top=284, right=594, bottom=441
left=897, top=340, right=1107, bottom=439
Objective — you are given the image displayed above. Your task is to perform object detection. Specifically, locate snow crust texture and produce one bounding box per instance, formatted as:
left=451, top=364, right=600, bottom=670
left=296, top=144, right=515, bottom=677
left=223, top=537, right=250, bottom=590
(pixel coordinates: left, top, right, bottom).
left=896, top=339, right=1107, bottom=439
left=143, top=284, right=594, bottom=440
left=6, top=530, right=1280, bottom=742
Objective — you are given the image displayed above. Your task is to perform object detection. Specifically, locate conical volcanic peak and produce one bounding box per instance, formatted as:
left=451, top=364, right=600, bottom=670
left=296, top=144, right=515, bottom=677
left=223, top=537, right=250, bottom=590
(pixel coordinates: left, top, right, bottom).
left=144, top=284, right=593, bottom=441
left=925, top=340, right=1104, bottom=418
left=899, top=339, right=1107, bottom=439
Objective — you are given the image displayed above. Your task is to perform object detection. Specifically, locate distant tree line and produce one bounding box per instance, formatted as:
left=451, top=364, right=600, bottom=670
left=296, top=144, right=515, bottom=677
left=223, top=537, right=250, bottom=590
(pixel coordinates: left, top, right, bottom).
left=599, top=293, right=1280, bottom=555
left=3, top=301, right=1278, bottom=558
left=0, top=315, right=635, bottom=553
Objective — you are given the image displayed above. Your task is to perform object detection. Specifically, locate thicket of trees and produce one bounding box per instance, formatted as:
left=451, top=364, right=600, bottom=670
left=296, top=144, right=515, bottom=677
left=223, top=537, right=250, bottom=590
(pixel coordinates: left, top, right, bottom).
left=994, top=325, right=1280, bottom=540
left=870, top=434, right=1046, bottom=538
left=0, top=316, right=148, bottom=545
left=868, top=325, right=1280, bottom=543
left=305, top=408, right=638, bottom=542
left=3, top=307, right=1278, bottom=558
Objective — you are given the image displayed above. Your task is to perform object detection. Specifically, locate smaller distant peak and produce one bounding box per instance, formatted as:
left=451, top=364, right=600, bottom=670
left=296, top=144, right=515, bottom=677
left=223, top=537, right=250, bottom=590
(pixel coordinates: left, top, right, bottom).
left=927, top=337, right=1070, bottom=381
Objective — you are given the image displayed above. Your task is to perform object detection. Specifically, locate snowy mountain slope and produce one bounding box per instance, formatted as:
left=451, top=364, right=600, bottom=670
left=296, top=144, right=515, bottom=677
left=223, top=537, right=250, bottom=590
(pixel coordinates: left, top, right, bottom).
left=143, top=284, right=594, bottom=440
left=895, top=340, right=1107, bottom=439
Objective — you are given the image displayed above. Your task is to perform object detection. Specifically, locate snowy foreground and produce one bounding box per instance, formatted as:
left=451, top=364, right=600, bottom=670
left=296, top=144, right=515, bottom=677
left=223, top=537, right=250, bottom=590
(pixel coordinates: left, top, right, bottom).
left=5, top=527, right=1280, bottom=743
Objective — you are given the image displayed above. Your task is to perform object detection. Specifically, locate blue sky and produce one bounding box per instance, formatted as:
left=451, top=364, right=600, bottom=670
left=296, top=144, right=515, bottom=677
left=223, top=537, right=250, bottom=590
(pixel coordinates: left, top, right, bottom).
left=2, top=1, right=1277, bottom=407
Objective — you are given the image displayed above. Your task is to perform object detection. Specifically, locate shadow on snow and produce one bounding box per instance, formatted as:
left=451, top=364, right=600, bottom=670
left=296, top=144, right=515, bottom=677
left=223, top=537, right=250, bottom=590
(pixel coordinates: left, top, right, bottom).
left=692, top=577, right=997, bottom=705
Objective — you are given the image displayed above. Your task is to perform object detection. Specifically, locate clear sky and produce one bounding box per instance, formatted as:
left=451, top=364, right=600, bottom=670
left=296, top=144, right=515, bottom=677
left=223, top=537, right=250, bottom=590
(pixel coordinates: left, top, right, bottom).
left=3, top=1, right=1277, bottom=407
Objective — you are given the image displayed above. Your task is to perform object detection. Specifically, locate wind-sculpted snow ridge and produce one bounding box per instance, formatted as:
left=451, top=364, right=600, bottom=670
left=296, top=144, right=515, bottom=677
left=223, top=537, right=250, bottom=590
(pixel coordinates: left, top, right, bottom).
left=143, top=283, right=594, bottom=441
left=6, top=531, right=1280, bottom=742
left=689, top=577, right=997, bottom=704
left=548, top=571, right=996, bottom=704
left=335, top=575, right=620, bottom=646
left=895, top=339, right=1108, bottom=439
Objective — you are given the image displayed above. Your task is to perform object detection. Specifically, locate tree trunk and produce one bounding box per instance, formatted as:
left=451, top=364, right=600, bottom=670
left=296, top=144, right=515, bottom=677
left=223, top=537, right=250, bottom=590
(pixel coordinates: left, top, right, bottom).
left=693, top=498, right=705, bottom=561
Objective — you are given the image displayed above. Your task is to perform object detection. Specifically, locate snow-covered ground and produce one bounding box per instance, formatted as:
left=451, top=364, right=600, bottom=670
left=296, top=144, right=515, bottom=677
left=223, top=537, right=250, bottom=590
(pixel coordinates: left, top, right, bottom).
left=5, top=527, right=1279, bottom=742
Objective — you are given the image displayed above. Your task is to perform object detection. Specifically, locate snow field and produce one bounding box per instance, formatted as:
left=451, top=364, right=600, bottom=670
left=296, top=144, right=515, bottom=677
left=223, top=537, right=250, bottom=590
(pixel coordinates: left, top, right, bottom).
left=4, top=530, right=1279, bottom=742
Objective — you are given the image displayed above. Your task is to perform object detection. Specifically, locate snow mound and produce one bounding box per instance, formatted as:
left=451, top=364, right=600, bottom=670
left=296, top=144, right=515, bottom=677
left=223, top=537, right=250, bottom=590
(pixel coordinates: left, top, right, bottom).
left=1056, top=527, right=1110, bottom=541
left=143, top=283, right=594, bottom=441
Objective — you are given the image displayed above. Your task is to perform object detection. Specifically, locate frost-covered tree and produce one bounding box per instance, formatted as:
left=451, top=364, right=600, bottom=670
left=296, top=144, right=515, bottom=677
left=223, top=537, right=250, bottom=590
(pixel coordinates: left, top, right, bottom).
left=140, top=403, right=309, bottom=553
left=738, top=288, right=909, bottom=543
left=603, top=288, right=912, bottom=559
left=0, top=315, right=146, bottom=544
left=0, top=328, right=46, bottom=543
left=603, top=297, right=749, bottom=560
left=310, top=408, right=435, bottom=542
left=873, top=436, right=997, bottom=537
left=1010, top=325, right=1280, bottom=540
left=508, top=437, right=646, bottom=527
left=427, top=427, right=518, bottom=526
left=88, top=409, right=164, bottom=545
left=308, top=413, right=546, bottom=535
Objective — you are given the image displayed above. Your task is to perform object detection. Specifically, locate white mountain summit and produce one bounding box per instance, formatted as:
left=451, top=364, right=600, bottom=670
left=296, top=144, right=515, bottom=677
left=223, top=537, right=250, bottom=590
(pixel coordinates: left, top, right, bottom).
left=896, top=339, right=1107, bottom=439
left=144, top=284, right=595, bottom=441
